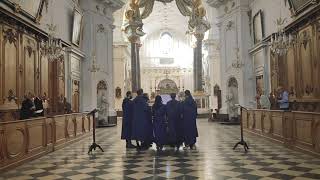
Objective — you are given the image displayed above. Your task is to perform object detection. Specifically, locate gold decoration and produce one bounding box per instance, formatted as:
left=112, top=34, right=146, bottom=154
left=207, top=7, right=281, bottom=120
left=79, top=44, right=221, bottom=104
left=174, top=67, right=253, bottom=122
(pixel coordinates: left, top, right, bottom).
left=13, top=3, right=21, bottom=13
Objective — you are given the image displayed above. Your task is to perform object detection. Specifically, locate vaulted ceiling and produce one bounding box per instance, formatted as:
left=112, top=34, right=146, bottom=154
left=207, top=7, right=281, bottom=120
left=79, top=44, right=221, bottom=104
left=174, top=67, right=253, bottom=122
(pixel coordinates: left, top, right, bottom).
left=142, top=1, right=189, bottom=36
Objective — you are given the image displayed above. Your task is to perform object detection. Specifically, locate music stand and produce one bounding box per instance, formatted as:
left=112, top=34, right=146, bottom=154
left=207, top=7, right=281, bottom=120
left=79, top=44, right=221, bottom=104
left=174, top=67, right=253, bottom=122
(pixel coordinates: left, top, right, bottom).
left=88, top=108, right=104, bottom=154
left=233, top=105, right=249, bottom=152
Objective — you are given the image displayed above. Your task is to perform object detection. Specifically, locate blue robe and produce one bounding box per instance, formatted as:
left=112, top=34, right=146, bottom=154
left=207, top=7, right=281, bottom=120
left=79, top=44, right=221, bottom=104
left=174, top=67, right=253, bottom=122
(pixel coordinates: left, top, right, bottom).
left=182, top=97, right=198, bottom=145
left=121, top=98, right=133, bottom=140
left=131, top=95, right=152, bottom=142
left=152, top=104, right=167, bottom=146
left=166, top=99, right=183, bottom=145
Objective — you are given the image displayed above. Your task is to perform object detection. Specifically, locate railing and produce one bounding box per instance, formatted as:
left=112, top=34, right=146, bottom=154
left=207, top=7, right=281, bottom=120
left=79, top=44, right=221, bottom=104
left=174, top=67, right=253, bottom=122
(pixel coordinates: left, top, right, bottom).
left=0, top=113, right=93, bottom=172
left=242, top=109, right=320, bottom=156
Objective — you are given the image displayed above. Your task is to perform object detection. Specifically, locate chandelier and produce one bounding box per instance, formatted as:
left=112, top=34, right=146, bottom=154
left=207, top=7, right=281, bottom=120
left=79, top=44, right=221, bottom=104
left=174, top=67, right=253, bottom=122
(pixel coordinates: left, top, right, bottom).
left=45, top=24, right=64, bottom=62
left=269, top=0, right=295, bottom=56
left=270, top=17, right=292, bottom=56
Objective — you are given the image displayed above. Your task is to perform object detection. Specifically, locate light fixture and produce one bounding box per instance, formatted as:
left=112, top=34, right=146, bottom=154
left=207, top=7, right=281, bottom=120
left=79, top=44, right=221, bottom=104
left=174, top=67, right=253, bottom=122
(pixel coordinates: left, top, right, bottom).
left=44, top=23, right=64, bottom=62
left=269, top=1, right=295, bottom=56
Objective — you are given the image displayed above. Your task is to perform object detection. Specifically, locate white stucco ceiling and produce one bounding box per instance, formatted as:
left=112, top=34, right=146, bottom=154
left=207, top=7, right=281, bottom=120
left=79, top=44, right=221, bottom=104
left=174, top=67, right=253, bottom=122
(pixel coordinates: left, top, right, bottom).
left=142, top=1, right=189, bottom=36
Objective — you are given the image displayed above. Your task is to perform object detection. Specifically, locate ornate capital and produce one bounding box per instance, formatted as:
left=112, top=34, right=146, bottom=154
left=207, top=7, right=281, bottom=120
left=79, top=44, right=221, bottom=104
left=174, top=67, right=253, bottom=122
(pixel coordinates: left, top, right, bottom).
left=206, top=0, right=231, bottom=8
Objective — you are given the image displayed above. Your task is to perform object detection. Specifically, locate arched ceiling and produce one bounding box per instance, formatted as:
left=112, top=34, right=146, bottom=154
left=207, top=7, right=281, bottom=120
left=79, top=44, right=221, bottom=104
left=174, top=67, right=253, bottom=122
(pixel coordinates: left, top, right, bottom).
left=142, top=1, right=189, bottom=37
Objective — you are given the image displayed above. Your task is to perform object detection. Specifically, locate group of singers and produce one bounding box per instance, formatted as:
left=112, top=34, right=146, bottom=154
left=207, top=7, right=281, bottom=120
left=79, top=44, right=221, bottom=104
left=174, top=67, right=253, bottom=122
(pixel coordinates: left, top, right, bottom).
left=121, top=89, right=198, bottom=151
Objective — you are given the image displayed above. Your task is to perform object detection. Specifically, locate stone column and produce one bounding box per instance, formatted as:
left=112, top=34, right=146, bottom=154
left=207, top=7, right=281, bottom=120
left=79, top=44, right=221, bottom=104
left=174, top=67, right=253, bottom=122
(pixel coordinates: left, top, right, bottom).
left=130, top=41, right=141, bottom=92
left=136, top=43, right=141, bottom=89
left=194, top=35, right=204, bottom=92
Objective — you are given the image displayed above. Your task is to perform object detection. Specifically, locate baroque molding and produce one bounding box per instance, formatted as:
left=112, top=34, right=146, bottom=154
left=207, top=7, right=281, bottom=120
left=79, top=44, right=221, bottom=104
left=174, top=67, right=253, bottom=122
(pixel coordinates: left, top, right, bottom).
left=206, top=0, right=231, bottom=8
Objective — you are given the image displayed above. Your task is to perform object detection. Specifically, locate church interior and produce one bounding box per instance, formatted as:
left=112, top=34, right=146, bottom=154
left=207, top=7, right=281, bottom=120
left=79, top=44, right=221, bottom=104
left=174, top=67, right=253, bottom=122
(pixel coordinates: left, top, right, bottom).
left=0, top=0, right=320, bottom=179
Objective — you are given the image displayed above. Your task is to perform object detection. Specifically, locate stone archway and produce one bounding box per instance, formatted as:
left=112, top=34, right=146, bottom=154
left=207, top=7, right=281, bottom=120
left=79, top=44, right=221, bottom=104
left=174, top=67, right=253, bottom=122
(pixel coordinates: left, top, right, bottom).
left=122, top=0, right=210, bottom=92
left=226, top=77, right=239, bottom=121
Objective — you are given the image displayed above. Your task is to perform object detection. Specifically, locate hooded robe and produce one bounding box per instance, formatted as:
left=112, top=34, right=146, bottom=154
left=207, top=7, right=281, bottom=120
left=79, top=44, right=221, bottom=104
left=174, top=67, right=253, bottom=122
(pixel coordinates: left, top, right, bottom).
left=182, top=96, right=198, bottom=145
left=121, top=97, right=133, bottom=140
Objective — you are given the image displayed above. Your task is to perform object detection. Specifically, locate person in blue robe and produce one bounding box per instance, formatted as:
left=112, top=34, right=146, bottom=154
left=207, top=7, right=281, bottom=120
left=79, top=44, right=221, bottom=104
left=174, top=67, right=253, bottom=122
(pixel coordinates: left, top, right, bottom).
left=131, top=89, right=152, bottom=150
left=121, top=91, right=135, bottom=148
left=166, top=93, right=183, bottom=150
left=152, top=95, right=167, bottom=150
left=182, top=90, right=198, bottom=149
left=142, top=93, right=153, bottom=149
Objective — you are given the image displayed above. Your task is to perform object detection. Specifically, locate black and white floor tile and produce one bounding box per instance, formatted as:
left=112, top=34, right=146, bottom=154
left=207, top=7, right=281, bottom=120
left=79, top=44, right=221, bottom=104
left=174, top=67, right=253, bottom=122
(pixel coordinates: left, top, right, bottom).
left=1, top=119, right=320, bottom=180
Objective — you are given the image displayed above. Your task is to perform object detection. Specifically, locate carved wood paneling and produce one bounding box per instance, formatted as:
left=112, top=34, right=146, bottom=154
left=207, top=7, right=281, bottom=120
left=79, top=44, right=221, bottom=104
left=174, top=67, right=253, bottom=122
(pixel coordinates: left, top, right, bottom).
left=0, top=20, right=65, bottom=116
left=40, top=51, right=48, bottom=98
left=66, top=115, right=75, bottom=138
left=0, top=24, right=2, bottom=103
left=242, top=109, right=248, bottom=129
left=254, top=111, right=262, bottom=132
left=298, top=26, right=313, bottom=98
left=74, top=114, right=83, bottom=136
left=271, top=112, right=283, bottom=138
left=294, top=114, right=313, bottom=146
left=23, top=35, right=38, bottom=96
left=248, top=111, right=255, bottom=129
left=286, top=46, right=296, bottom=98
left=83, top=115, right=89, bottom=132
left=244, top=109, right=320, bottom=156
left=0, top=125, right=5, bottom=161
left=53, top=116, right=66, bottom=145
left=2, top=26, right=19, bottom=103
left=262, top=111, right=272, bottom=134
left=0, top=113, right=93, bottom=172
left=271, top=17, right=320, bottom=112
left=314, top=114, right=320, bottom=152
left=26, top=118, right=45, bottom=153
left=5, top=122, right=26, bottom=159
left=45, top=118, right=53, bottom=146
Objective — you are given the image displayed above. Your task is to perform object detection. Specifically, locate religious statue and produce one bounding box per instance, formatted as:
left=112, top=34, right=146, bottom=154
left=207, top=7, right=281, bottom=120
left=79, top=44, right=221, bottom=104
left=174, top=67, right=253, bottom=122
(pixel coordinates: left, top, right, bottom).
left=226, top=91, right=238, bottom=121
left=98, top=92, right=108, bottom=122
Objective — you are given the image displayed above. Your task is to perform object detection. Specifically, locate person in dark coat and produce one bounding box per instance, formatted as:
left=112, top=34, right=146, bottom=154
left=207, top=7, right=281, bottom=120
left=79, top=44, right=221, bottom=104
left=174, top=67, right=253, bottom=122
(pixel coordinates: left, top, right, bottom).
left=20, top=95, right=34, bottom=120
left=121, top=91, right=135, bottom=148
left=131, top=89, right=152, bottom=150
left=152, top=95, right=167, bottom=150
left=143, top=93, right=153, bottom=149
left=182, top=90, right=198, bottom=149
left=166, top=93, right=183, bottom=150
left=34, top=96, right=44, bottom=117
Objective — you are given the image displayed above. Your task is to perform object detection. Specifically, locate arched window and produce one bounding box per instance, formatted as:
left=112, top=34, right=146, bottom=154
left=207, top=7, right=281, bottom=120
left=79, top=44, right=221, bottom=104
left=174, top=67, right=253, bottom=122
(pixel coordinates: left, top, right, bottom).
left=160, top=32, right=173, bottom=55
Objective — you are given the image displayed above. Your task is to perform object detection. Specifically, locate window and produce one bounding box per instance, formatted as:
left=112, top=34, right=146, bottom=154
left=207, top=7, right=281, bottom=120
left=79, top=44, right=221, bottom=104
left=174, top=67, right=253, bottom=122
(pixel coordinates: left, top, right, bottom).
left=160, top=32, right=173, bottom=55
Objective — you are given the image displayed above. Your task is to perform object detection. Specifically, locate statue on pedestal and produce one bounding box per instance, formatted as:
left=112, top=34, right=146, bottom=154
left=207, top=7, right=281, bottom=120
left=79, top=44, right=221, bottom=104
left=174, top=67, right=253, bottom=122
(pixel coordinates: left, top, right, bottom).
left=226, top=91, right=238, bottom=121
left=98, top=92, right=108, bottom=122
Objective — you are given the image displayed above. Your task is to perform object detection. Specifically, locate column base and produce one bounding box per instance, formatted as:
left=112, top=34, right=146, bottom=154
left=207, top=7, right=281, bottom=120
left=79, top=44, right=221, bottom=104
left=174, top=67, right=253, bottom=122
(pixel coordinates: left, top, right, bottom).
left=97, top=116, right=117, bottom=128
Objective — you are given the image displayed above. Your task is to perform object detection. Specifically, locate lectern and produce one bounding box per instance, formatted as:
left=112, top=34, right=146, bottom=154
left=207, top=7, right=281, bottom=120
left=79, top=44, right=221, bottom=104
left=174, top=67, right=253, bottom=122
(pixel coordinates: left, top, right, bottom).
left=87, top=108, right=104, bottom=154
left=233, top=105, right=249, bottom=152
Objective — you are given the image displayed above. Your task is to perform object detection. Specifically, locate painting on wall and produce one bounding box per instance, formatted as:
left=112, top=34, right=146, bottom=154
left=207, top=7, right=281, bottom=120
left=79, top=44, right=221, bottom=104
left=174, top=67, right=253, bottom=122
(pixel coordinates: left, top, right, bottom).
left=253, top=10, right=264, bottom=44
left=72, top=8, right=83, bottom=46
left=2, top=0, right=45, bottom=22
left=288, top=0, right=319, bottom=15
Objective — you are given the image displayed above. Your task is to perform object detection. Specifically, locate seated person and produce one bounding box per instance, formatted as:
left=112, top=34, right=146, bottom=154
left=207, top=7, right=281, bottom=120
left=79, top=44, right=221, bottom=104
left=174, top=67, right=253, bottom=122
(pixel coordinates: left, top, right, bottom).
left=34, top=96, right=44, bottom=117
left=20, top=95, right=34, bottom=120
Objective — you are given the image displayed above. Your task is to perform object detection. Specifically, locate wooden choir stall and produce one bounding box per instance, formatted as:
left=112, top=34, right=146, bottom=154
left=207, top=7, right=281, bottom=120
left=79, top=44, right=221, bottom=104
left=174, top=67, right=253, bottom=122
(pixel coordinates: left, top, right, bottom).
left=246, top=2, right=320, bottom=157
left=0, top=5, right=91, bottom=172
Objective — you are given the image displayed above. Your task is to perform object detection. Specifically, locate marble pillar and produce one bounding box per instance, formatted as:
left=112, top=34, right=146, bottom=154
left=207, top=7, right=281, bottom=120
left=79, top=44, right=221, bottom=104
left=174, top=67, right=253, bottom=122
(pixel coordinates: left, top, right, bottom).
left=131, top=42, right=141, bottom=92
left=194, top=36, right=204, bottom=92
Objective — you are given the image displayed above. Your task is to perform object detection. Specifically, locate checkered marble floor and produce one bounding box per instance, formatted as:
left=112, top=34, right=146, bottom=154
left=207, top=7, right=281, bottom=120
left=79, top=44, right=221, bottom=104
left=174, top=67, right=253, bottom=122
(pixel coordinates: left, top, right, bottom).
left=1, top=119, right=320, bottom=180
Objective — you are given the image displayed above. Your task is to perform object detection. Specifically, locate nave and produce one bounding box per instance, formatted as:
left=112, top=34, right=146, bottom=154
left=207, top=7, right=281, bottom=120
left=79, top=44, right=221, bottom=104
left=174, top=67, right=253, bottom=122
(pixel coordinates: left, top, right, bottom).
left=1, top=120, right=320, bottom=180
